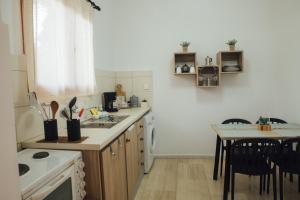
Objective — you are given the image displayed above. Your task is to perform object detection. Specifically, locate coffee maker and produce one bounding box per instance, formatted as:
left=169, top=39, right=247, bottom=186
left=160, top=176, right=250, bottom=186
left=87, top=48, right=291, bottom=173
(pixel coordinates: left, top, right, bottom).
left=102, top=92, right=118, bottom=112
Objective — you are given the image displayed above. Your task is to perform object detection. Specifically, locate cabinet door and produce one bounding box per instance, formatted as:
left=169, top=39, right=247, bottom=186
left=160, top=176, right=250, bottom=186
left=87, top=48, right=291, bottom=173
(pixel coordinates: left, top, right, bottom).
left=125, top=125, right=139, bottom=200
left=115, top=135, right=128, bottom=200
left=102, top=135, right=128, bottom=200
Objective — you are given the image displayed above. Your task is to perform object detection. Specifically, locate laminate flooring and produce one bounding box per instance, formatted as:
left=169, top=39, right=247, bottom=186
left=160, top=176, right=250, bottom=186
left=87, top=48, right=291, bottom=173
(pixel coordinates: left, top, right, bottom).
left=135, top=158, right=299, bottom=200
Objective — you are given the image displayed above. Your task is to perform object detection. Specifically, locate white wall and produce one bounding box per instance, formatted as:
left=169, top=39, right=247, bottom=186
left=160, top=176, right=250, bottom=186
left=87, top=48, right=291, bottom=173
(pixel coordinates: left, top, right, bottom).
left=108, top=0, right=300, bottom=156
left=93, top=0, right=114, bottom=69
left=0, top=10, right=21, bottom=200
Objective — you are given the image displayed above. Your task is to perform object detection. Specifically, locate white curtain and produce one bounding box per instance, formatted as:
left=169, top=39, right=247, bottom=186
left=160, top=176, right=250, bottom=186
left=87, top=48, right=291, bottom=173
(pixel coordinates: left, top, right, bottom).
left=24, top=0, right=96, bottom=99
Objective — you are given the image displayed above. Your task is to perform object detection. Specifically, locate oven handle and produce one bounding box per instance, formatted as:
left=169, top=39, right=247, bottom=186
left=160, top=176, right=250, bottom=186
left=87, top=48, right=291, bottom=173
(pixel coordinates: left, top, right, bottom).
left=31, top=166, right=74, bottom=200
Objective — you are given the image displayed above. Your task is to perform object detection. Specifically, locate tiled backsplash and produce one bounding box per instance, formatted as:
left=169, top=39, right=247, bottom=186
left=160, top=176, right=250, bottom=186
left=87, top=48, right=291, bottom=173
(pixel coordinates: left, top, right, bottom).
left=11, top=68, right=152, bottom=146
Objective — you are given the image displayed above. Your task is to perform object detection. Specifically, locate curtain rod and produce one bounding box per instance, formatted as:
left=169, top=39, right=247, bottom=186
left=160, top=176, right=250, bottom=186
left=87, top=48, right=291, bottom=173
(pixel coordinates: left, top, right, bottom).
left=86, top=0, right=101, bottom=11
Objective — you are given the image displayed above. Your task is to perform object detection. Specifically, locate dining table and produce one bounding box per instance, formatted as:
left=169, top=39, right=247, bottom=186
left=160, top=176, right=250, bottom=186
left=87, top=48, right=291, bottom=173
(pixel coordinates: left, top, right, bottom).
left=211, top=123, right=300, bottom=200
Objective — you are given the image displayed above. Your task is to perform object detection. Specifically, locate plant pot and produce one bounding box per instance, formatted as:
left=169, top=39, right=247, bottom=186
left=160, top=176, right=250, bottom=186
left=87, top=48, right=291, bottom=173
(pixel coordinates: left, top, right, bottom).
left=229, top=45, right=235, bottom=51
left=257, top=124, right=272, bottom=131
left=182, top=47, right=188, bottom=53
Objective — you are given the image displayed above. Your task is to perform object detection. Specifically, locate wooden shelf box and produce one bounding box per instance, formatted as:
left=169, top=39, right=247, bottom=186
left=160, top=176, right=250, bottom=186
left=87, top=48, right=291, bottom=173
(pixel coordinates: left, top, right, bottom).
left=174, top=52, right=196, bottom=75
left=196, top=65, right=220, bottom=87
left=217, top=51, right=243, bottom=73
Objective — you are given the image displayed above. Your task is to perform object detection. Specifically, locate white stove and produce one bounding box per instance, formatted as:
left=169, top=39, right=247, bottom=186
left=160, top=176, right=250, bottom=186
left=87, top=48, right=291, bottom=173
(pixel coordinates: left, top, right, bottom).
left=18, top=149, right=86, bottom=200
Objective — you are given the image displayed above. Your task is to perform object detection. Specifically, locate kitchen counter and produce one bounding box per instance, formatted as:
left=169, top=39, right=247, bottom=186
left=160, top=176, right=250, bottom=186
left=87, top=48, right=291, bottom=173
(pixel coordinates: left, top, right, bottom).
left=22, top=107, right=150, bottom=151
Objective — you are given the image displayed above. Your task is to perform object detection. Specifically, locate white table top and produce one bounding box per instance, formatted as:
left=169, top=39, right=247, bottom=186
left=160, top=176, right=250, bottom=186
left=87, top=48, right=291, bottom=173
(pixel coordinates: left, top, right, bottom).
left=211, top=123, right=300, bottom=140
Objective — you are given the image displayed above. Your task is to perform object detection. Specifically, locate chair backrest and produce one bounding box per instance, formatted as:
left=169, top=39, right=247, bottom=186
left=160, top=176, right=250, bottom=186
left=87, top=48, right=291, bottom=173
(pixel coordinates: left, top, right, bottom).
left=255, top=118, right=287, bottom=124
left=278, top=138, right=300, bottom=172
left=222, top=118, right=251, bottom=124
left=231, top=139, right=280, bottom=174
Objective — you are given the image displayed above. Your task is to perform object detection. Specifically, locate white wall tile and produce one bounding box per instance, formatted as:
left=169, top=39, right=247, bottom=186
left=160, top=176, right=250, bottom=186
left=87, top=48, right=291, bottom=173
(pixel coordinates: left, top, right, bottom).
left=133, top=76, right=153, bottom=92
left=116, top=71, right=132, bottom=78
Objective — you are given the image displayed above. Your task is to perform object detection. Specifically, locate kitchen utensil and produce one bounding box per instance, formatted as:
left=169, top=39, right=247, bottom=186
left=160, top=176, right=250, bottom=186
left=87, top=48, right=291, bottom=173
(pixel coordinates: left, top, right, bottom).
left=68, top=97, right=77, bottom=119
left=205, top=56, right=213, bottom=65
left=78, top=108, right=84, bottom=119
left=130, top=95, right=139, bottom=107
left=41, top=103, right=50, bottom=120
left=28, top=92, right=47, bottom=120
left=60, top=110, right=69, bottom=120
left=176, top=66, right=182, bottom=74
left=50, top=101, right=59, bottom=119
left=190, top=66, right=195, bottom=73
left=181, top=64, right=190, bottom=73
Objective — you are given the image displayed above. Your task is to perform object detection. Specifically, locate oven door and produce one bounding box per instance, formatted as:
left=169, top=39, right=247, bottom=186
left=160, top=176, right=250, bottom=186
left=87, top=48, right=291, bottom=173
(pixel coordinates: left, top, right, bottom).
left=29, top=166, right=76, bottom=200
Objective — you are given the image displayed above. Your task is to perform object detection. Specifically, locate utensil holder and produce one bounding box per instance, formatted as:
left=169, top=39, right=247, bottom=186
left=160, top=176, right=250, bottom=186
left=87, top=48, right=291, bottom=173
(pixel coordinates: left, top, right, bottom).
left=67, top=119, right=81, bottom=141
left=44, top=120, right=58, bottom=141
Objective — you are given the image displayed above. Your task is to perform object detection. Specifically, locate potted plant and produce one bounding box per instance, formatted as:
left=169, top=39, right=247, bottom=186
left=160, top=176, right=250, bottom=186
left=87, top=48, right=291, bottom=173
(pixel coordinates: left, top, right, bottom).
left=180, top=41, right=190, bottom=53
left=226, top=39, right=237, bottom=51
left=257, top=116, right=272, bottom=131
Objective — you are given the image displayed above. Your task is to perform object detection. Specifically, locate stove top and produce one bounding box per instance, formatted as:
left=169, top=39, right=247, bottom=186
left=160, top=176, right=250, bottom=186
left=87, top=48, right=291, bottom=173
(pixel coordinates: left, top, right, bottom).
left=18, top=149, right=81, bottom=198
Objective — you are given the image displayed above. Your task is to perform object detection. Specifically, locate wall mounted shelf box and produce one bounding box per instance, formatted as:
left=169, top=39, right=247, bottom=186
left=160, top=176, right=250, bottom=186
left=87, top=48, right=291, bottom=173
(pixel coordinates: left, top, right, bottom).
left=174, top=53, right=197, bottom=75
left=217, top=51, right=243, bottom=73
left=196, top=65, right=220, bottom=88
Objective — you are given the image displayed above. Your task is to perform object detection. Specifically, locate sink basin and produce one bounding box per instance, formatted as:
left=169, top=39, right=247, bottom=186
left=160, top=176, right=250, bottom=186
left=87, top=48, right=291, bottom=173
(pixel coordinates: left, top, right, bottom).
left=81, top=115, right=129, bottom=129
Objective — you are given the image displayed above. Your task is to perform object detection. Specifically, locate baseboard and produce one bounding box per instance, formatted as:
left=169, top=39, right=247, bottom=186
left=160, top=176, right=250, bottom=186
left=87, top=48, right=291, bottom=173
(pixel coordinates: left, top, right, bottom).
left=153, top=154, right=214, bottom=159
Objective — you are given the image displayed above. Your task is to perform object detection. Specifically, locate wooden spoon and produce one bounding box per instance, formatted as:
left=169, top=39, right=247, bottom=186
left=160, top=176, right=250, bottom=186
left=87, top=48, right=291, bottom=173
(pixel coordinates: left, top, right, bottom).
left=50, top=101, right=59, bottom=120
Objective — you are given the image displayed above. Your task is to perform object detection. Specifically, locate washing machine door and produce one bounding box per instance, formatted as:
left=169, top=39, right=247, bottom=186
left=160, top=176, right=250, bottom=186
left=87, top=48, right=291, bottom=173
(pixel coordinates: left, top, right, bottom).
left=150, top=128, right=156, bottom=153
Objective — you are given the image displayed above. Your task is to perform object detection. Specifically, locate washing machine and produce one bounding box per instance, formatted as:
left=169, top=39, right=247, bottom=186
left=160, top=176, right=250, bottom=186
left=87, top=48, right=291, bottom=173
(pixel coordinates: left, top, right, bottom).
left=144, top=112, right=156, bottom=173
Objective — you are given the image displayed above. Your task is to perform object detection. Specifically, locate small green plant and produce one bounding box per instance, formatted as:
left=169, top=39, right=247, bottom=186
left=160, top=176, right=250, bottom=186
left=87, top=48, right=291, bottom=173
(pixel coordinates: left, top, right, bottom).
left=180, top=41, right=190, bottom=47
left=259, top=116, right=269, bottom=125
left=226, top=39, right=237, bottom=46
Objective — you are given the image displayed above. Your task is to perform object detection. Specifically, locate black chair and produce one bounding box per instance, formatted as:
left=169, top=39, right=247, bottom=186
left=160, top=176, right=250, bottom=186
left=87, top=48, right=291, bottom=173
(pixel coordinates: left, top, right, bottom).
left=230, top=139, right=280, bottom=200
left=220, top=118, right=252, bottom=176
left=255, top=118, right=287, bottom=125
left=276, top=138, right=300, bottom=200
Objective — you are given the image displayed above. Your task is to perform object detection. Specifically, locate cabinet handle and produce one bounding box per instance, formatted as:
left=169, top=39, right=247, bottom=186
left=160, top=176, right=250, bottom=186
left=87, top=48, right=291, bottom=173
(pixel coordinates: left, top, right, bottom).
left=141, top=162, right=144, bottom=166
left=126, top=138, right=131, bottom=143
left=140, top=150, right=144, bottom=153
left=140, top=125, right=143, bottom=128
left=110, top=146, right=116, bottom=156
left=140, top=138, right=144, bottom=141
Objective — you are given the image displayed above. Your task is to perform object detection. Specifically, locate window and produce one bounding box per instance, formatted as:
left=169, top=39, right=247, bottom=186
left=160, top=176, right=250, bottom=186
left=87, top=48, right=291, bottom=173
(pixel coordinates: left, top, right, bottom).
left=23, top=0, right=96, bottom=100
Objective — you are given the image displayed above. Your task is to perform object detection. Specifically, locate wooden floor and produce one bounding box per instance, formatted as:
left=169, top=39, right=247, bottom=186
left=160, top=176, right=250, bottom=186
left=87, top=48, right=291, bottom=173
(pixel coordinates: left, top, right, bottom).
left=135, top=158, right=299, bottom=200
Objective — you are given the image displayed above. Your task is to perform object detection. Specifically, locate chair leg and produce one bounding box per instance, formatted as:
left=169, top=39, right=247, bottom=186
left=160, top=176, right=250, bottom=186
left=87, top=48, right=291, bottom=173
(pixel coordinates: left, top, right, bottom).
left=220, top=145, right=224, bottom=177
left=273, top=168, right=277, bottom=200
left=263, top=175, right=266, bottom=192
left=267, top=173, right=271, bottom=194
left=289, top=173, right=293, bottom=182
left=231, top=171, right=235, bottom=200
left=298, top=174, right=300, bottom=193
left=260, top=175, right=263, bottom=195
left=279, top=169, right=283, bottom=200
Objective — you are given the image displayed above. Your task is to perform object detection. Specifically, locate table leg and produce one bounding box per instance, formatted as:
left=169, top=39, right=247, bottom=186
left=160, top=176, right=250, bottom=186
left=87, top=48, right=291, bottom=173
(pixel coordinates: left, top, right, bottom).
left=213, top=135, right=221, bottom=180
left=223, top=140, right=231, bottom=200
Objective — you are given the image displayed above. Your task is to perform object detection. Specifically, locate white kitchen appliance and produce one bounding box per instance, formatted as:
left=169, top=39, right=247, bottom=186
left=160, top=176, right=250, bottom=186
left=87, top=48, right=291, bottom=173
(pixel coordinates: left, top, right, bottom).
left=18, top=149, right=86, bottom=200
left=144, top=112, right=156, bottom=173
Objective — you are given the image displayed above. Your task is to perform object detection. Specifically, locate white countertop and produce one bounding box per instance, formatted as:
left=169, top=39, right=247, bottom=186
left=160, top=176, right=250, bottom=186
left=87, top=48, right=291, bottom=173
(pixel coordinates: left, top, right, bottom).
left=22, top=107, right=150, bottom=151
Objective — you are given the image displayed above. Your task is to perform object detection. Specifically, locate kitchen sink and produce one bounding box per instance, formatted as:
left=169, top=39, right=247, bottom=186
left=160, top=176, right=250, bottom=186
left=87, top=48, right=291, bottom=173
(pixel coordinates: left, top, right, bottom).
left=80, top=115, right=129, bottom=129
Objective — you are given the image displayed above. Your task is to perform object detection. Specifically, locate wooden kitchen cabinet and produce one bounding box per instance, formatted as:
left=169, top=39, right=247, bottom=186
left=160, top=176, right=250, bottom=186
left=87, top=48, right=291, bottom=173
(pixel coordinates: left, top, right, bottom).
left=125, top=124, right=140, bottom=200
left=101, top=135, right=128, bottom=200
